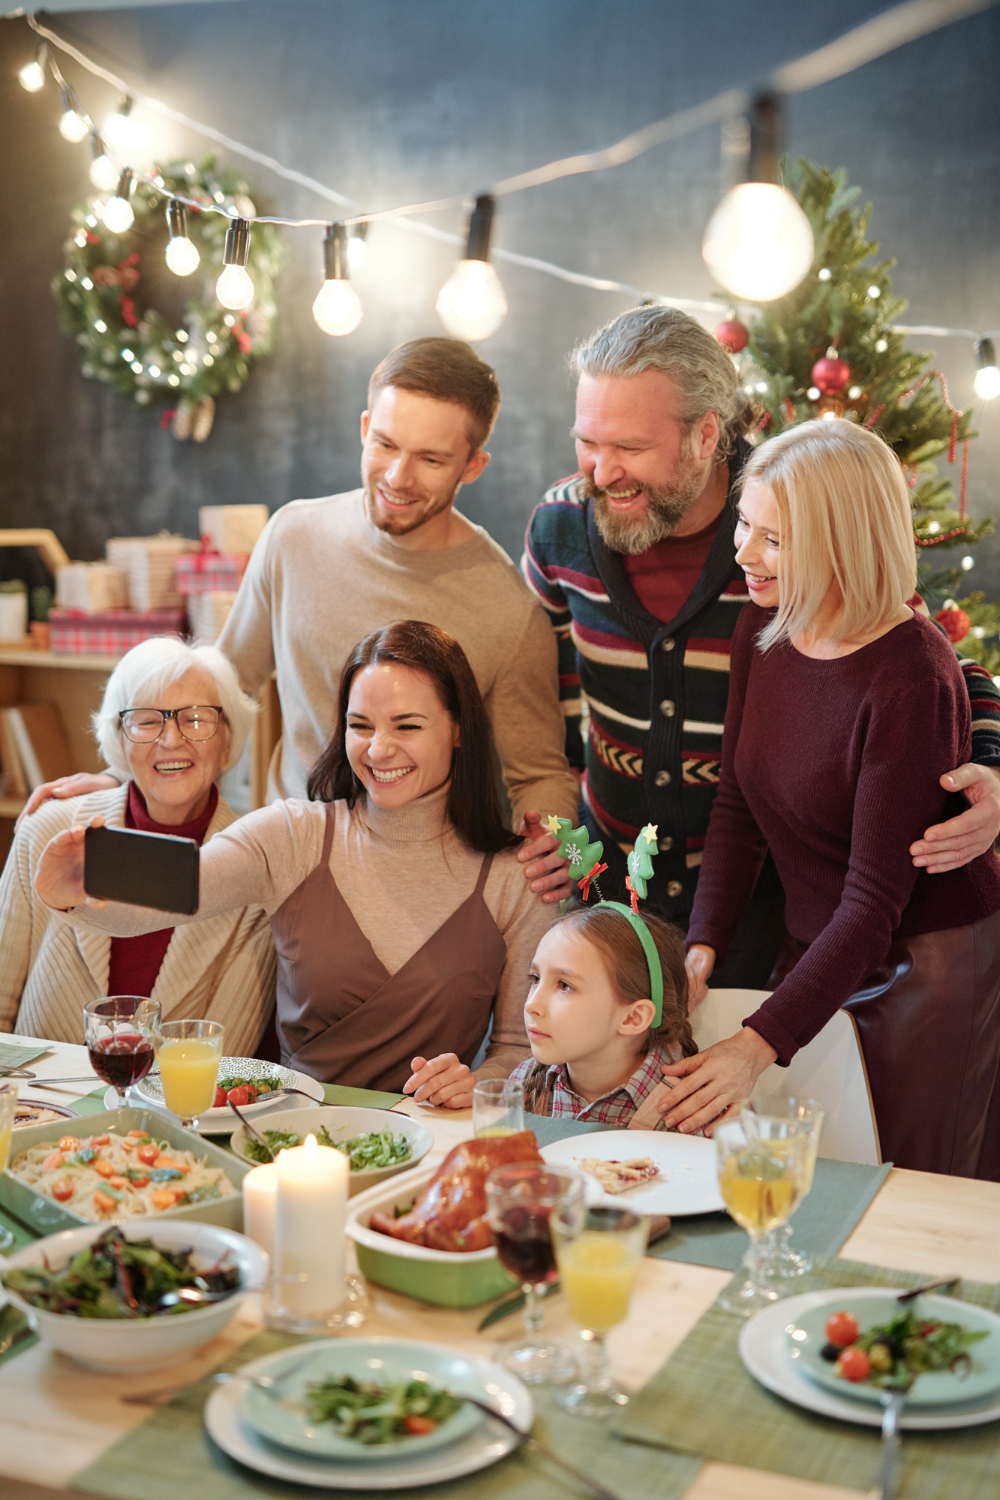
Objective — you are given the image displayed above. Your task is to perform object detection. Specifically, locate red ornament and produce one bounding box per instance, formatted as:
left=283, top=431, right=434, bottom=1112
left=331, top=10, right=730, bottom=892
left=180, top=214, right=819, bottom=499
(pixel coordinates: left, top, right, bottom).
left=715, top=318, right=749, bottom=354
left=934, top=606, right=971, bottom=644
left=811, top=353, right=851, bottom=395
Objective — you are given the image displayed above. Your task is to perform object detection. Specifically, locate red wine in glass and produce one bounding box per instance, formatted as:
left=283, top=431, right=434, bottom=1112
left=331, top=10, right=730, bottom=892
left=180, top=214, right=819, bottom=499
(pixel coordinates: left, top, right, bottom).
left=494, top=1204, right=559, bottom=1285
left=88, top=1033, right=155, bottom=1095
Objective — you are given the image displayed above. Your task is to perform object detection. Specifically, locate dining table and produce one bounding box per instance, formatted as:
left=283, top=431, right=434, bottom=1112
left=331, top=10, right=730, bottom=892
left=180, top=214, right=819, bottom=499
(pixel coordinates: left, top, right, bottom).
left=1, top=1032, right=999, bottom=1500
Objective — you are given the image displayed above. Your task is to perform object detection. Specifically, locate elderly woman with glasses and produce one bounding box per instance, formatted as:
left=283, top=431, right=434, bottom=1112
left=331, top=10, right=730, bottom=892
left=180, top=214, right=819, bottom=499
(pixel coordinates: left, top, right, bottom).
left=0, top=636, right=275, bottom=1049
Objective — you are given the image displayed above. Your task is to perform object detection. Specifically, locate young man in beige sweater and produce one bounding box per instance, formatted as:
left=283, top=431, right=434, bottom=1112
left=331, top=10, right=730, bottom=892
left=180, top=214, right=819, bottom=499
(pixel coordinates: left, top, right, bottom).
left=25, top=339, right=578, bottom=901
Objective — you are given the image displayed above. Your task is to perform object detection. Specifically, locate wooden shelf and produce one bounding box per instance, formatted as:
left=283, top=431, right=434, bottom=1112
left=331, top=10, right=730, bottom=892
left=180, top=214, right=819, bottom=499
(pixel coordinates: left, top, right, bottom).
left=0, top=797, right=25, bottom=818
left=0, top=648, right=121, bottom=671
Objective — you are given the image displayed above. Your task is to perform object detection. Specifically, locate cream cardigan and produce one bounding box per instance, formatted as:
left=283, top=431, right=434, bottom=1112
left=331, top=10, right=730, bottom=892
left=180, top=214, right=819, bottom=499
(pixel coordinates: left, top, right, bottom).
left=0, top=785, right=276, bottom=1052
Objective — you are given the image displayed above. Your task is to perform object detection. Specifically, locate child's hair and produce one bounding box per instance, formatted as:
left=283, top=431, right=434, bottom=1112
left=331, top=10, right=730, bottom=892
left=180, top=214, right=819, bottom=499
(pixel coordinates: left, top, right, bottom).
left=521, top=905, right=695, bottom=1113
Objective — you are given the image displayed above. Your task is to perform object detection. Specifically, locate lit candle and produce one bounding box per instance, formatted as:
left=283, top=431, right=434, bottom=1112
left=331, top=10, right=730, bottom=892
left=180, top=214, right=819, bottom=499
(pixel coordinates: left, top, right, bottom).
left=274, top=1133, right=348, bottom=1316
left=242, top=1162, right=278, bottom=1259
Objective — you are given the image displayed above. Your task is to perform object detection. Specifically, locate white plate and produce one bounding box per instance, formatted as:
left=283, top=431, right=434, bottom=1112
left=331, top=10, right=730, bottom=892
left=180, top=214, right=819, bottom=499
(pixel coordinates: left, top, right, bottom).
left=541, top=1130, right=725, bottom=1216
left=204, top=1338, right=533, bottom=1489
left=740, top=1288, right=1000, bottom=1430
left=117, top=1059, right=324, bottom=1135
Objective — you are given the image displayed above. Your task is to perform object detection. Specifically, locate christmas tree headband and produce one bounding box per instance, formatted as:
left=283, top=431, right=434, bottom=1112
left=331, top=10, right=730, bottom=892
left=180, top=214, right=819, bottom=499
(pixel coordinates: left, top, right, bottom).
left=546, top=817, right=663, bottom=1027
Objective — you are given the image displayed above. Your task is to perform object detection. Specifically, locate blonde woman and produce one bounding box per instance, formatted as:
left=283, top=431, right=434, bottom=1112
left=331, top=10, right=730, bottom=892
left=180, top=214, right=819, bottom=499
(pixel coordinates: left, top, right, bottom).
left=0, top=637, right=275, bottom=1050
left=659, top=419, right=1000, bottom=1178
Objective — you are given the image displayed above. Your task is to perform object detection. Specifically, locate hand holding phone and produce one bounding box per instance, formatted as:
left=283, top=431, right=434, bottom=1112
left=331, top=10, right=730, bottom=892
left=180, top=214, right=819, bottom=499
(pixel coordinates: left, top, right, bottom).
left=84, top=824, right=200, bottom=914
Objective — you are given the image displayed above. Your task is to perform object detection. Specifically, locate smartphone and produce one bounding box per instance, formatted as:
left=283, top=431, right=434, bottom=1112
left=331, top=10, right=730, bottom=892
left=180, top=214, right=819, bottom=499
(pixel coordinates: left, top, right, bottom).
left=84, top=825, right=200, bottom=915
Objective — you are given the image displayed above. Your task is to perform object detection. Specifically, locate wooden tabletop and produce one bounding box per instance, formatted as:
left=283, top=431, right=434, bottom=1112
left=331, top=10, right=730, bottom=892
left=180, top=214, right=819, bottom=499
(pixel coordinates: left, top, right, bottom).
left=3, top=1036, right=999, bottom=1500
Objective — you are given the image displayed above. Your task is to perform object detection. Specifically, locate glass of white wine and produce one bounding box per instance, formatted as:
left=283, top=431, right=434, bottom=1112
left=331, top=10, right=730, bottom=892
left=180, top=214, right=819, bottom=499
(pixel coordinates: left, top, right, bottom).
left=473, top=1078, right=524, bottom=1138
left=715, top=1116, right=805, bottom=1316
left=743, top=1096, right=824, bottom=1278
left=0, top=1081, right=18, bottom=1252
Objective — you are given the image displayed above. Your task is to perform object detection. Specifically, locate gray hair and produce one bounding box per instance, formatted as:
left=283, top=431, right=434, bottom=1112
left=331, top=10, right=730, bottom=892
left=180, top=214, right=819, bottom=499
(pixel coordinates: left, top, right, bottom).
left=570, top=306, right=755, bottom=457
left=93, top=637, right=256, bottom=780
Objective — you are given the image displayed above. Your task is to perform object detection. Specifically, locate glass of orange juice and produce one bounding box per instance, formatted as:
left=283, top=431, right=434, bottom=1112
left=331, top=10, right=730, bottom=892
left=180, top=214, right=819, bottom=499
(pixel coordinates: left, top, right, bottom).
left=551, top=1202, right=648, bottom=1417
left=715, top=1116, right=804, bottom=1316
left=0, top=1081, right=17, bottom=1251
left=152, top=1019, right=224, bottom=1131
left=473, top=1078, right=524, bottom=1138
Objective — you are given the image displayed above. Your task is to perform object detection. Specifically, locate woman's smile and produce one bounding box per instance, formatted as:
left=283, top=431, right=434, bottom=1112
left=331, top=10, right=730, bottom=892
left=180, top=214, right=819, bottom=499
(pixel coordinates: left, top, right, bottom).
left=365, top=763, right=416, bottom=785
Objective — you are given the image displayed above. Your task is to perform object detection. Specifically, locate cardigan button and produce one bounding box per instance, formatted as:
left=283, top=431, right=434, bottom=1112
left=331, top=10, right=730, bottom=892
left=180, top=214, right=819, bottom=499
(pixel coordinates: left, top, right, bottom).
left=666, top=879, right=683, bottom=898
left=659, top=699, right=676, bottom=717
left=658, top=835, right=674, bottom=851
left=655, top=770, right=671, bottom=787
left=661, top=637, right=676, bottom=652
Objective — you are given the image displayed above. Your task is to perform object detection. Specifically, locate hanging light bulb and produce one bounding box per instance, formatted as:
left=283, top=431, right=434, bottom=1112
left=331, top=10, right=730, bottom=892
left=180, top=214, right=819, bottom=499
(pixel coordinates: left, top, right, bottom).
left=102, top=169, right=135, bottom=234
left=974, top=338, right=1000, bottom=401
left=311, top=223, right=363, bottom=336
left=347, top=221, right=369, bottom=270
left=216, top=217, right=254, bottom=310
left=436, top=194, right=508, bottom=340
left=701, top=95, right=814, bottom=303
left=103, top=95, right=150, bottom=157
left=18, top=46, right=47, bottom=92
left=164, top=198, right=201, bottom=277
left=58, top=85, right=89, bottom=144
left=88, top=131, right=118, bottom=193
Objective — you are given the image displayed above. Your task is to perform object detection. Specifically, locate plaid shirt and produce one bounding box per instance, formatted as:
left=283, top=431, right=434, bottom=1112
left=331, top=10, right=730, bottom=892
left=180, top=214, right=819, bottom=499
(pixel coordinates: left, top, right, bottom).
left=510, top=1042, right=682, bottom=1128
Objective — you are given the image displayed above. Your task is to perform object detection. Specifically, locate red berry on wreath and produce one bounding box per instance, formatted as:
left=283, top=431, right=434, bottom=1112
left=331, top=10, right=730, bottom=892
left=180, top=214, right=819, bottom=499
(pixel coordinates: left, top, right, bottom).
left=934, top=605, right=971, bottom=644
left=811, top=352, right=851, bottom=395
left=715, top=318, right=749, bottom=354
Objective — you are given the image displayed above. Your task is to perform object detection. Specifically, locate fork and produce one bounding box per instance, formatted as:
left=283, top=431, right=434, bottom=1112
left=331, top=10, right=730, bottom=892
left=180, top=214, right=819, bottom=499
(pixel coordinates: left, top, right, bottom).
left=459, top=1394, right=625, bottom=1500
left=875, top=1384, right=911, bottom=1499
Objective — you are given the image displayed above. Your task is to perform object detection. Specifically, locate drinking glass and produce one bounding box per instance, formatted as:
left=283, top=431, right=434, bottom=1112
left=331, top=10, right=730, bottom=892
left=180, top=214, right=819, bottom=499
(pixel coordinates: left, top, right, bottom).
left=743, top=1096, right=824, bottom=1278
left=551, top=1202, right=648, bottom=1417
left=151, top=1019, right=224, bottom=1130
left=83, top=996, right=161, bottom=1107
left=473, top=1078, right=525, bottom=1138
left=0, top=1081, right=18, bottom=1251
left=714, top=1116, right=805, bottom=1316
left=485, top=1162, right=585, bottom=1384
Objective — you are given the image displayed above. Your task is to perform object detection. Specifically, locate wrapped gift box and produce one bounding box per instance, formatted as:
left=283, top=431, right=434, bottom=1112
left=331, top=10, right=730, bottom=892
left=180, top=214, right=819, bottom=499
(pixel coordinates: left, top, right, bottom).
left=55, top=562, right=129, bottom=614
left=187, top=591, right=238, bottom=645
left=49, top=607, right=187, bottom=657
left=106, top=533, right=199, bottom=611
left=198, top=505, right=269, bottom=556
left=175, top=548, right=248, bottom=596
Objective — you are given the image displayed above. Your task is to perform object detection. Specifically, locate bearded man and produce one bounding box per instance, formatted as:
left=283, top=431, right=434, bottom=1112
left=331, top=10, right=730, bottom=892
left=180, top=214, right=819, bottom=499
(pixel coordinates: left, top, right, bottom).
left=524, top=305, right=1000, bottom=985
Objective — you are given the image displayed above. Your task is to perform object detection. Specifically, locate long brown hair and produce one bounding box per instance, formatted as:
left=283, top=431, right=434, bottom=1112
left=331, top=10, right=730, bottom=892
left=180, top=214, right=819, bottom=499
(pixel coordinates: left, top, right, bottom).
left=306, top=619, right=520, bottom=856
left=522, top=904, right=695, bottom=1113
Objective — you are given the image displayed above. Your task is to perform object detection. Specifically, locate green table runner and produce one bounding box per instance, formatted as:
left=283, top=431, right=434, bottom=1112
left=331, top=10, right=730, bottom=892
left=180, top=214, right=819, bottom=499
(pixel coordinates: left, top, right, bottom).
left=0, top=1041, right=51, bottom=1071
left=616, top=1255, right=1000, bottom=1500
left=69, top=1328, right=701, bottom=1500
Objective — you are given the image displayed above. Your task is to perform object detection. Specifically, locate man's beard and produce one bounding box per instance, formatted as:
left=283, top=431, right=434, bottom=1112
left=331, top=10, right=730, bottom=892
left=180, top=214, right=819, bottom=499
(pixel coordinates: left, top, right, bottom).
left=585, top=445, right=708, bottom=554
left=362, top=477, right=459, bottom=537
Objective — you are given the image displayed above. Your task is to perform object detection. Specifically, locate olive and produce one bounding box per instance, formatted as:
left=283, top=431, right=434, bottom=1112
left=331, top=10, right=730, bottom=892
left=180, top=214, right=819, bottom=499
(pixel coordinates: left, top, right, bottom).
left=820, top=1342, right=840, bottom=1363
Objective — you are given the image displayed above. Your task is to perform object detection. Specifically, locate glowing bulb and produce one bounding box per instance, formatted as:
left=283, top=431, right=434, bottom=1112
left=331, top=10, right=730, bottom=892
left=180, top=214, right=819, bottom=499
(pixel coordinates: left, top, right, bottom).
left=166, top=236, right=200, bottom=277
left=961, top=555, right=975, bottom=571
left=347, top=234, right=367, bottom=270
left=104, top=98, right=151, bottom=156
left=19, top=58, right=45, bottom=92
left=867, top=285, right=881, bottom=299
left=216, top=264, right=254, bottom=310
left=89, top=150, right=118, bottom=193
left=975, top=365, right=1000, bottom=401
left=701, top=182, right=814, bottom=302
left=312, top=279, right=363, bottom=336
left=59, top=107, right=89, bottom=144
left=848, top=385, right=863, bottom=399
left=102, top=194, right=135, bottom=234
left=817, top=267, right=832, bottom=281
left=436, top=259, right=508, bottom=341
left=875, top=338, right=889, bottom=352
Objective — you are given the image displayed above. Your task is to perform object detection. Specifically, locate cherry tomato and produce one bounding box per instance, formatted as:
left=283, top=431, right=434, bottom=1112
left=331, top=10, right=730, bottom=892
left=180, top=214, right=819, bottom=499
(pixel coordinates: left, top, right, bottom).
left=126, top=1130, right=148, bottom=1139
left=41, top=1151, right=64, bottom=1171
left=837, top=1347, right=871, bottom=1383
left=50, top=1179, right=75, bottom=1202
left=129, top=1174, right=149, bottom=1189
left=213, top=1087, right=228, bottom=1109
left=94, top=1158, right=116, bottom=1179
left=824, top=1311, right=859, bottom=1348
left=227, top=1086, right=252, bottom=1107
left=137, top=1144, right=160, bottom=1166
left=58, top=1136, right=79, bottom=1153
left=403, top=1416, right=437, bottom=1436
left=90, top=1135, right=110, bottom=1146
left=244, top=1084, right=259, bottom=1104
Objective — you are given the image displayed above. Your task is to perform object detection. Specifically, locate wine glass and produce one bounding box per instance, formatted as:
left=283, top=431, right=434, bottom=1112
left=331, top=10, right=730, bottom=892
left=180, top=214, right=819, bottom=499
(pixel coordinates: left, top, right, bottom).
left=473, top=1078, right=525, bottom=1138
left=151, top=1019, right=224, bottom=1131
left=484, top=1162, right=585, bottom=1384
left=0, top=1081, right=18, bottom=1251
left=743, top=1096, right=824, bottom=1278
left=551, top=1202, right=648, bottom=1417
left=714, top=1116, right=805, bottom=1316
left=83, top=996, right=161, bottom=1107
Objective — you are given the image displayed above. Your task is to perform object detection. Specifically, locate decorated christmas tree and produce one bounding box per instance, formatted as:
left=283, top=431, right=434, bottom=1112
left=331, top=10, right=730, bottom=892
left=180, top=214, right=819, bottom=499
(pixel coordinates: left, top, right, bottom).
left=721, top=160, right=999, bottom=672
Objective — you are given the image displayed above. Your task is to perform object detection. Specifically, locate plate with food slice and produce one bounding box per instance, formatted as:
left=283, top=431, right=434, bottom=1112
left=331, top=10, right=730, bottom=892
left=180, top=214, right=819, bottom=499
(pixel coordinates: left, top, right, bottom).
left=124, top=1057, right=324, bottom=1133
left=540, top=1129, right=725, bottom=1216
left=12, top=1099, right=78, bottom=1129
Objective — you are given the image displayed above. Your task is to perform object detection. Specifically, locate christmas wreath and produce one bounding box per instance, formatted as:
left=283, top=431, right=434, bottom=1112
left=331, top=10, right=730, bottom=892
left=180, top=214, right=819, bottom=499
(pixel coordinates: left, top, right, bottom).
left=52, top=156, right=283, bottom=440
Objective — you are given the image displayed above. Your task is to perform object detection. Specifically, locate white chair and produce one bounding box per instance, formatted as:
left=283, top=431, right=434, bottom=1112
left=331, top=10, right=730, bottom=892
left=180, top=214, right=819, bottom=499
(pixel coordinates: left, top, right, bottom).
left=691, top=988, right=881, bottom=1166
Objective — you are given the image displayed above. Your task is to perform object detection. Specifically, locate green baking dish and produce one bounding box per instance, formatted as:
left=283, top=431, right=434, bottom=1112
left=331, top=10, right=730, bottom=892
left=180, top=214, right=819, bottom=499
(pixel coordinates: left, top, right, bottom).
left=0, top=1106, right=250, bottom=1236
left=346, top=1165, right=518, bottom=1308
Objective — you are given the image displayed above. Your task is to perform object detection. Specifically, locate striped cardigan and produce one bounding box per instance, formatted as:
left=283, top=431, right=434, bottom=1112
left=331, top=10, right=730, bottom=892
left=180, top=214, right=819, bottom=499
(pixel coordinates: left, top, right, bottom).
left=523, top=441, right=1000, bottom=922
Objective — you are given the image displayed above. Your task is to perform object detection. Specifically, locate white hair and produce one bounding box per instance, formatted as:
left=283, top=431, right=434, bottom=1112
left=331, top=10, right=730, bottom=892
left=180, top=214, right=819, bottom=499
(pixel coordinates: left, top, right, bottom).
left=93, top=637, right=256, bottom=780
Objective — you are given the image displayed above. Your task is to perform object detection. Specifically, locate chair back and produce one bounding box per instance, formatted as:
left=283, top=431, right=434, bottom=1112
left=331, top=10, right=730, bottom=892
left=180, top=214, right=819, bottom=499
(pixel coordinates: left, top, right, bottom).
left=691, top=988, right=881, bottom=1166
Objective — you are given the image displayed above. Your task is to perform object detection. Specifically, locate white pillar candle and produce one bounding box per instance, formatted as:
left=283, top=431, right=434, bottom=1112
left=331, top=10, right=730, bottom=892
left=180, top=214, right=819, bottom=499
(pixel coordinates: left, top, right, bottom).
left=242, top=1162, right=278, bottom=1260
left=274, top=1134, right=348, bottom=1316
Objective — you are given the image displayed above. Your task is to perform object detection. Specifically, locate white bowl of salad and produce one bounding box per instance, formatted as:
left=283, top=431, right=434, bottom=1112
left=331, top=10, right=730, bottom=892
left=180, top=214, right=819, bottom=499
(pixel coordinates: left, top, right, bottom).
left=0, top=1219, right=268, bottom=1372
left=228, top=1106, right=433, bottom=1196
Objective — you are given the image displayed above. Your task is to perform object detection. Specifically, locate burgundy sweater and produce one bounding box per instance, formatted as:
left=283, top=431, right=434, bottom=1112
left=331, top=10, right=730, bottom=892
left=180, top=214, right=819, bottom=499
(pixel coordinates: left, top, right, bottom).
left=687, top=607, right=1000, bottom=1065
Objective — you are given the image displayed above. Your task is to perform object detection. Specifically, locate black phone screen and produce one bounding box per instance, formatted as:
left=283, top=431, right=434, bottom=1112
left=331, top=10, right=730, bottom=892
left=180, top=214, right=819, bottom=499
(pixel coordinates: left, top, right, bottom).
left=84, top=825, right=200, bottom=915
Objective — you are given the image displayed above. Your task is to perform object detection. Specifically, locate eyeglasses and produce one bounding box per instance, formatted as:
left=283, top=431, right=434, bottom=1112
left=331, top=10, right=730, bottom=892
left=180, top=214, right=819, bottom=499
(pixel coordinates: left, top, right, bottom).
left=119, top=705, right=224, bottom=744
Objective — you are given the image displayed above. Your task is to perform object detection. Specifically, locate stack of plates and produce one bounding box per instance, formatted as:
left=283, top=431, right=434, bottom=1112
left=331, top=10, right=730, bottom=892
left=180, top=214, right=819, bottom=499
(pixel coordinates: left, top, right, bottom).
left=740, top=1287, right=1000, bottom=1429
left=204, top=1337, right=533, bottom=1489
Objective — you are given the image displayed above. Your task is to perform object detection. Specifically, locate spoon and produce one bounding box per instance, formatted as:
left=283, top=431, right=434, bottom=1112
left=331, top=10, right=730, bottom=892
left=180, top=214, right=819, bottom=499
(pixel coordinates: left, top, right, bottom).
left=156, top=1286, right=235, bottom=1311
left=897, top=1277, right=959, bottom=1303
left=227, top=1098, right=275, bottom=1159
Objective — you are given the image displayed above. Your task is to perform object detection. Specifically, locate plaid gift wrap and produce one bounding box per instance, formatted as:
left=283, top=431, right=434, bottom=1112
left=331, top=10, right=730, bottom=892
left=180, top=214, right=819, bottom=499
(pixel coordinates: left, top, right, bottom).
left=175, top=543, right=249, bottom=596
left=49, top=607, right=187, bottom=656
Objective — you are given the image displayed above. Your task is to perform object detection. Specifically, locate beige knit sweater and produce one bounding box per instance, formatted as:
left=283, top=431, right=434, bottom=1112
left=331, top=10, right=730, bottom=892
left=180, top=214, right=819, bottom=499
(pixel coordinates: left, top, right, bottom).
left=217, top=489, right=579, bottom=823
left=61, top=784, right=552, bottom=1078
left=1, top=785, right=276, bottom=1051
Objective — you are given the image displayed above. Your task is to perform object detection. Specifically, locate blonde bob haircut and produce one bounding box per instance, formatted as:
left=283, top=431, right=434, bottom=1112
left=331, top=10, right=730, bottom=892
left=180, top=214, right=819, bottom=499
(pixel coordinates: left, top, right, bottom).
left=741, top=418, right=917, bottom=651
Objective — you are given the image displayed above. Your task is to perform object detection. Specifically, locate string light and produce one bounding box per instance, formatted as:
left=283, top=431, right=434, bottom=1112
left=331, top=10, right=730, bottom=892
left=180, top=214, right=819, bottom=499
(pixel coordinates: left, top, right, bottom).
left=58, top=85, right=88, bottom=144
left=103, top=95, right=150, bottom=157
left=702, top=95, right=814, bottom=302
left=436, top=194, right=508, bottom=341
left=974, top=338, right=1000, bottom=401
left=216, top=217, right=254, bottom=309
left=347, top=221, right=369, bottom=270
left=961, top=555, right=975, bottom=571
left=88, top=131, right=118, bottom=193
left=164, top=198, right=200, bottom=276
left=102, top=169, right=135, bottom=234
left=18, top=46, right=46, bottom=92
left=312, top=223, right=363, bottom=336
